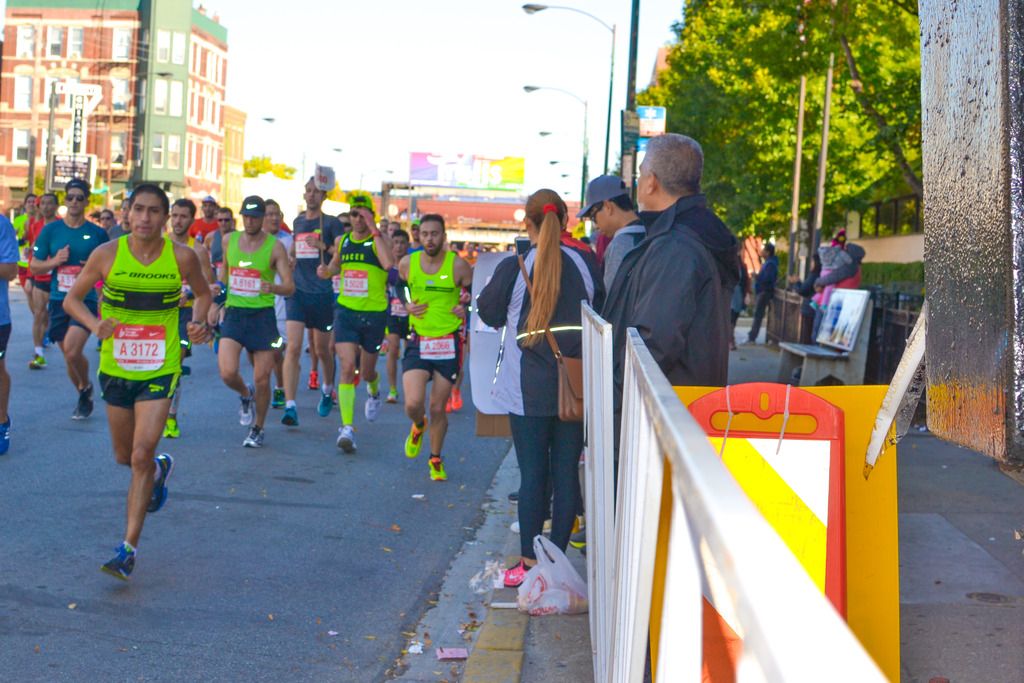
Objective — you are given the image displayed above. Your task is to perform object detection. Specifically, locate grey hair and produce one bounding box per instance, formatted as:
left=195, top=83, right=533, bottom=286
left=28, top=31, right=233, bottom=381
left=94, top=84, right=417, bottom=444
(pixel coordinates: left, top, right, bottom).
left=645, top=133, right=703, bottom=196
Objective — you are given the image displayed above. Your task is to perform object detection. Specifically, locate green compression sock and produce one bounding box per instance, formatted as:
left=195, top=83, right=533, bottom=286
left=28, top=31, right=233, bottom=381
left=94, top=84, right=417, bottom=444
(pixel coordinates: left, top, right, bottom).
left=368, top=376, right=380, bottom=396
left=338, top=383, right=355, bottom=425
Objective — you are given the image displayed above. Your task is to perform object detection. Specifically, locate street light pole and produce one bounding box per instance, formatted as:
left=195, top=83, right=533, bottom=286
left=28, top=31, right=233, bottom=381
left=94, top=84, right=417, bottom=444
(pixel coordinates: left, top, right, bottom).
left=522, top=4, right=614, bottom=174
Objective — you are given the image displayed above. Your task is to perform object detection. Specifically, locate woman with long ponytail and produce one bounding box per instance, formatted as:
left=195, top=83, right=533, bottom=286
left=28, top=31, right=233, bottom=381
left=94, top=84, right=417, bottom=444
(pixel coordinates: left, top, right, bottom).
left=477, top=189, right=604, bottom=587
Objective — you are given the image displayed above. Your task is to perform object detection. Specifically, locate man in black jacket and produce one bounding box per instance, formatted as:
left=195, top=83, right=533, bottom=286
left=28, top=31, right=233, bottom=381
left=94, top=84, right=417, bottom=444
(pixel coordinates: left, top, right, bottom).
left=602, top=134, right=739, bottom=453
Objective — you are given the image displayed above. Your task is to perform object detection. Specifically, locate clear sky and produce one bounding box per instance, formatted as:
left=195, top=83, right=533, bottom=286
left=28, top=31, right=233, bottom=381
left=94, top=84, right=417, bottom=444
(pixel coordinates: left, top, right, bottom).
left=206, top=0, right=685, bottom=197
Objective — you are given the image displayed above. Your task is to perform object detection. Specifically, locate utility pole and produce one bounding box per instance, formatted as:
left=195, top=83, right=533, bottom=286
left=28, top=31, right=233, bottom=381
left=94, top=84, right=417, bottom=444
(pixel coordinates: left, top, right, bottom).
left=625, top=0, right=640, bottom=110
left=45, top=81, right=57, bottom=191
left=810, top=54, right=835, bottom=271
left=788, top=75, right=807, bottom=278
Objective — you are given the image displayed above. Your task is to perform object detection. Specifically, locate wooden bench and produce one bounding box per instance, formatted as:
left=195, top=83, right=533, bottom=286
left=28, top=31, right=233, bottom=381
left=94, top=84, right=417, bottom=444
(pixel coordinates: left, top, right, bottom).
left=777, top=289, right=873, bottom=386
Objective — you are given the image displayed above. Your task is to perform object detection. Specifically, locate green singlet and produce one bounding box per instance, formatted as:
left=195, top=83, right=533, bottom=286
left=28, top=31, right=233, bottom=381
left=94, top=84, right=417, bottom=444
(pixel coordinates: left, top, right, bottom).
left=100, top=237, right=182, bottom=380
left=225, top=231, right=275, bottom=309
left=407, top=251, right=462, bottom=338
left=336, top=233, right=388, bottom=312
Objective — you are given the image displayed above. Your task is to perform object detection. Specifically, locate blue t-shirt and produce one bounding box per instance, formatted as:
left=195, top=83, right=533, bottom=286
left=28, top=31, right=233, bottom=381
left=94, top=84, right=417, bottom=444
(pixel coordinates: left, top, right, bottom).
left=291, top=213, right=344, bottom=294
left=32, top=219, right=109, bottom=302
left=0, top=216, right=19, bottom=325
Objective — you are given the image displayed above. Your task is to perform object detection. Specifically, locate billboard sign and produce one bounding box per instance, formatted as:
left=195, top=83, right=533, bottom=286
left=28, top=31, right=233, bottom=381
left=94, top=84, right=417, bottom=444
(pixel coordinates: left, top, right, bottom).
left=409, top=153, right=525, bottom=192
left=47, top=153, right=96, bottom=191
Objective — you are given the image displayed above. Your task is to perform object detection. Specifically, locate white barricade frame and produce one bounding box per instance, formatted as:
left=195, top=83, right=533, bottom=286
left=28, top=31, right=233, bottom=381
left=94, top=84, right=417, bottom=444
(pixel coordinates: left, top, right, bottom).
left=582, top=303, right=614, bottom=683
left=581, top=309, right=886, bottom=682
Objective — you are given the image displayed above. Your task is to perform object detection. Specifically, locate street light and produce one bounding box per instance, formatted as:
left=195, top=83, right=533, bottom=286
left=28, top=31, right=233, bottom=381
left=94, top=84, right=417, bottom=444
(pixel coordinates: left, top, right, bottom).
left=522, top=4, right=615, bottom=176
left=524, top=85, right=589, bottom=205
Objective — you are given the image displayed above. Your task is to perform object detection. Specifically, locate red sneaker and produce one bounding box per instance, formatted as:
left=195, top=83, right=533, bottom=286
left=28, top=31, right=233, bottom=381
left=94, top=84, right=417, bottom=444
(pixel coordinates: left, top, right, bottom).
left=504, top=560, right=528, bottom=588
left=451, top=388, right=463, bottom=411
left=307, top=370, right=319, bottom=391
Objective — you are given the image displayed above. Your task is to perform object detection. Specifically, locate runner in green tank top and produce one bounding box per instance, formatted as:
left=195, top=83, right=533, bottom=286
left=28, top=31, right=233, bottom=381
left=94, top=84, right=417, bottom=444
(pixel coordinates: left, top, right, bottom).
left=317, top=205, right=393, bottom=453
left=63, top=184, right=212, bottom=581
left=395, top=214, right=473, bottom=481
left=212, top=196, right=294, bottom=449
left=163, top=198, right=215, bottom=439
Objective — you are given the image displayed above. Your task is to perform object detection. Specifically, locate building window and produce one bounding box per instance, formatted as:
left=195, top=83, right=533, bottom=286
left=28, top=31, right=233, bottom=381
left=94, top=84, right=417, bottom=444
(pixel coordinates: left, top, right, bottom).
left=14, top=76, right=33, bottom=110
left=13, top=130, right=31, bottom=162
left=47, top=27, right=64, bottom=58
left=172, top=32, right=187, bottom=65
left=151, top=133, right=165, bottom=169
left=17, top=26, right=36, bottom=58
left=153, top=79, right=168, bottom=115
left=111, top=131, right=127, bottom=165
left=112, top=28, right=132, bottom=60
left=169, top=80, right=184, bottom=117
left=156, top=30, right=170, bottom=62
left=111, top=78, right=130, bottom=112
left=68, top=27, right=84, bottom=58
left=167, top=135, right=181, bottom=170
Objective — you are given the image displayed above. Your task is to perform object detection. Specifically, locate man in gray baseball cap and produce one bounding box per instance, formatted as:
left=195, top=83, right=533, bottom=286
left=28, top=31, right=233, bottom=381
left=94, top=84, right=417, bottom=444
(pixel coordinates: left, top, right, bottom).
left=579, top=175, right=645, bottom=290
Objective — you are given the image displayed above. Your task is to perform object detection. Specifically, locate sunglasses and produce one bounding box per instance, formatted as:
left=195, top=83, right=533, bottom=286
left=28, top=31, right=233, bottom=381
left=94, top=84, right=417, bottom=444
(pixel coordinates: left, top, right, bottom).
left=66, top=194, right=87, bottom=202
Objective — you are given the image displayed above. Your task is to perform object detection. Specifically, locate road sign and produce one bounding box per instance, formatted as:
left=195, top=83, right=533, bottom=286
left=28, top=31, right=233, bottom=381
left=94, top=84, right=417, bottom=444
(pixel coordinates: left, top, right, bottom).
left=47, top=153, right=96, bottom=192
left=621, top=110, right=639, bottom=152
left=55, top=82, right=102, bottom=116
left=637, top=106, right=667, bottom=137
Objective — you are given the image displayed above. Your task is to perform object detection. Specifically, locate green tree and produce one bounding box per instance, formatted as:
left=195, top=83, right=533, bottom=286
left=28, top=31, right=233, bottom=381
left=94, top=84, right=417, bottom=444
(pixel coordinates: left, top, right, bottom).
left=640, top=0, right=920, bottom=238
left=243, top=156, right=296, bottom=180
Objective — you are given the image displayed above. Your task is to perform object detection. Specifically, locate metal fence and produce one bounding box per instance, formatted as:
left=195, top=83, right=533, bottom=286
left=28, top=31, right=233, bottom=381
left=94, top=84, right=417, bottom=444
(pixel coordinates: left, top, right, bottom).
left=583, top=307, right=886, bottom=681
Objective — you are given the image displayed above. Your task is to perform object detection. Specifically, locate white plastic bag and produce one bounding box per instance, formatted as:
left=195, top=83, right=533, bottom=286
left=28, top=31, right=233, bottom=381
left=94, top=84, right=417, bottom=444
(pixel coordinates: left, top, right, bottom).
left=517, top=535, right=589, bottom=616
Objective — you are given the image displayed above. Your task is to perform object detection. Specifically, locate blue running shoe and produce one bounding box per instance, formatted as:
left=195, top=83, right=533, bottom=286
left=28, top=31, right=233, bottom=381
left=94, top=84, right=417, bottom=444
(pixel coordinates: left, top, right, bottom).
left=317, top=392, right=332, bottom=417
left=0, top=417, right=10, bottom=455
left=101, top=542, right=136, bottom=581
left=148, top=454, right=174, bottom=513
left=281, top=405, right=299, bottom=426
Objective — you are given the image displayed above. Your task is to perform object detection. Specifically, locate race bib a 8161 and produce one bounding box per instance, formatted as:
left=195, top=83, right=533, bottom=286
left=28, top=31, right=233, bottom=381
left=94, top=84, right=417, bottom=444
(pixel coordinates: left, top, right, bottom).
left=229, top=267, right=262, bottom=297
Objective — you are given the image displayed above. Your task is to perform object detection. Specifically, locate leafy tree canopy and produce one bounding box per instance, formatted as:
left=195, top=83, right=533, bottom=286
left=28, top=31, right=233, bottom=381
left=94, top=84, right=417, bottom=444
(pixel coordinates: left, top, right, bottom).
left=640, top=0, right=920, bottom=239
left=243, top=156, right=296, bottom=180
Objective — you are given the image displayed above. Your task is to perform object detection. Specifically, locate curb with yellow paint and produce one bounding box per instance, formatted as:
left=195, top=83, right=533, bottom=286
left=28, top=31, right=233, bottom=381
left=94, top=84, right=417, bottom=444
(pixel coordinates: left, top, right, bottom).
left=463, top=556, right=528, bottom=683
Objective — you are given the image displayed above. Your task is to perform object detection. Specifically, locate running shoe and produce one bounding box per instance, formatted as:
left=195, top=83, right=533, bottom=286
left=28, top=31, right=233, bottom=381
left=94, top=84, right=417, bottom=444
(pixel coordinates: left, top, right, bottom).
left=365, top=390, right=381, bottom=422
left=336, top=425, right=357, bottom=453
left=380, top=339, right=389, bottom=353
left=503, top=560, right=528, bottom=588
left=307, top=370, right=319, bottom=391
left=451, top=388, right=463, bottom=412
left=148, top=453, right=174, bottom=513
left=0, top=417, right=10, bottom=455
left=386, top=388, right=399, bottom=404
left=239, top=384, right=255, bottom=426
left=281, top=406, right=299, bottom=426
left=317, top=392, right=332, bottom=417
left=43, top=334, right=51, bottom=348
left=101, top=542, right=136, bottom=581
left=72, top=384, right=94, bottom=420
left=570, top=528, right=587, bottom=552
left=243, top=425, right=264, bottom=448
left=28, top=355, right=46, bottom=370
left=163, top=416, right=180, bottom=439
left=272, top=388, right=285, bottom=409
left=428, top=456, right=447, bottom=482
left=405, top=420, right=426, bottom=459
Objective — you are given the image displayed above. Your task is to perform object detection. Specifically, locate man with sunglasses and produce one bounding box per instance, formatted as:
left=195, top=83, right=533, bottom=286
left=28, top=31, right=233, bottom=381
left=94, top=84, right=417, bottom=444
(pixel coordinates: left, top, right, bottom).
left=30, top=178, right=110, bottom=419
left=26, top=193, right=58, bottom=368
left=317, top=205, right=393, bottom=452
left=579, top=175, right=645, bottom=291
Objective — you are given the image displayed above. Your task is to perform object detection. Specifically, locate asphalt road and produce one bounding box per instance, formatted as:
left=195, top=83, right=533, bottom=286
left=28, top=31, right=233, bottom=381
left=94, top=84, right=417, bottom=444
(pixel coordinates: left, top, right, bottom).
left=0, top=289, right=509, bottom=682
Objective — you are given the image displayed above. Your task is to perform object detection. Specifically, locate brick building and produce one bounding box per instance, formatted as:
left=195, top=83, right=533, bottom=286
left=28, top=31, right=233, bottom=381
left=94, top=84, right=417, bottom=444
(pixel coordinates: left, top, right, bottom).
left=0, top=0, right=231, bottom=210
